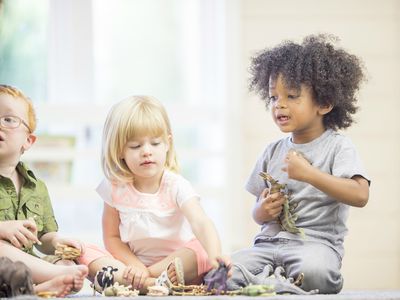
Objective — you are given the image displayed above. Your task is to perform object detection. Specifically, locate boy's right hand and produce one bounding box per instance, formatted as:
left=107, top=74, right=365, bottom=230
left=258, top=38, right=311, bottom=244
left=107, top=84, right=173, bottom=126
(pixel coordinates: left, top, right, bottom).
left=257, top=188, right=286, bottom=222
left=0, top=219, right=40, bottom=249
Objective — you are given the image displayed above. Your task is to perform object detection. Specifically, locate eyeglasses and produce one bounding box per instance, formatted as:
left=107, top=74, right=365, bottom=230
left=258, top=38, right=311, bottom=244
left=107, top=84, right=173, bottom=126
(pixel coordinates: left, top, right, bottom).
left=0, top=115, right=32, bottom=133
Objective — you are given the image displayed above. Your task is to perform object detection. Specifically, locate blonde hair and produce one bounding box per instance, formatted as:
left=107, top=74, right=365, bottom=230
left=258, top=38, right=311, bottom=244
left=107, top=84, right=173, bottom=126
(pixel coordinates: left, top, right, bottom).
left=0, top=84, right=37, bottom=132
left=101, top=95, right=179, bottom=183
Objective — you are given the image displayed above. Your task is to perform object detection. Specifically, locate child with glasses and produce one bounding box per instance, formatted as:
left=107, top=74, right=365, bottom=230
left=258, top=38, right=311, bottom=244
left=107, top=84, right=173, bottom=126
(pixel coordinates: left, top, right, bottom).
left=0, top=84, right=88, bottom=297
left=78, top=96, right=231, bottom=294
left=221, top=34, right=370, bottom=294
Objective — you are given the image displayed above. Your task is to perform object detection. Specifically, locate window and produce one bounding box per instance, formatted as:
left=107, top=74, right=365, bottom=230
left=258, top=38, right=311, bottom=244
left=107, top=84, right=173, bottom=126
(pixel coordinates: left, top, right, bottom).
left=1, top=0, right=235, bottom=249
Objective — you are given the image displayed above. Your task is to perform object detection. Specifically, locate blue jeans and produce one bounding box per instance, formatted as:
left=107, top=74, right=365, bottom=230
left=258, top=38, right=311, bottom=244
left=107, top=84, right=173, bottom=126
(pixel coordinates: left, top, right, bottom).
left=223, top=239, right=343, bottom=294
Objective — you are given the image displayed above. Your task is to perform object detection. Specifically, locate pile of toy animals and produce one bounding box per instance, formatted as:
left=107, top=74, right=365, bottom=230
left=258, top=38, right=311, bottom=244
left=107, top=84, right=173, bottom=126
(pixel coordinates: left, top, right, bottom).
left=92, top=261, right=318, bottom=297
left=102, top=282, right=139, bottom=297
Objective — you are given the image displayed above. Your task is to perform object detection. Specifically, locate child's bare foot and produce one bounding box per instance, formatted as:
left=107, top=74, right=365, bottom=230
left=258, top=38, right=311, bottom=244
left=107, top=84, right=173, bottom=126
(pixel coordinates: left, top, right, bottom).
left=71, top=265, right=89, bottom=292
left=34, top=275, right=74, bottom=297
left=34, top=265, right=88, bottom=297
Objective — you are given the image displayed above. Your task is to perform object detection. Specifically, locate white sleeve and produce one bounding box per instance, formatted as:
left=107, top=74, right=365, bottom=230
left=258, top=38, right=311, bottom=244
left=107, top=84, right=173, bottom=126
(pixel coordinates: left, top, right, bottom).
left=175, top=176, right=200, bottom=207
left=96, top=178, right=114, bottom=207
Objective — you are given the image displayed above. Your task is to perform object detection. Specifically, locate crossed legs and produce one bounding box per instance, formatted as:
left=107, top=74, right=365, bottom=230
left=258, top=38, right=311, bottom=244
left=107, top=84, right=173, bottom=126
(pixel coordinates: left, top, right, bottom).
left=0, top=241, right=88, bottom=297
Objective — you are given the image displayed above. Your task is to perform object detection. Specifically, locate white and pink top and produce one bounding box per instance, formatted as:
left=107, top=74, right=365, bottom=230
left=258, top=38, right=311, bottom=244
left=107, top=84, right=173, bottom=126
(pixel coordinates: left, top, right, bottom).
left=96, top=170, right=199, bottom=266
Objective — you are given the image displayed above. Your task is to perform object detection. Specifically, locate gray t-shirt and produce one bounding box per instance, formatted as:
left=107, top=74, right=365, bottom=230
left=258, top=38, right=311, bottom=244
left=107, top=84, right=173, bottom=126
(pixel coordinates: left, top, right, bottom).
left=246, top=129, right=369, bottom=258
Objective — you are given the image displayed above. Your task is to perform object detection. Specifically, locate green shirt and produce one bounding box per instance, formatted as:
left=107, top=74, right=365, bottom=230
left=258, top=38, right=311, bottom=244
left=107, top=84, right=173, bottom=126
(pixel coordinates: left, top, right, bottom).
left=0, top=162, right=58, bottom=255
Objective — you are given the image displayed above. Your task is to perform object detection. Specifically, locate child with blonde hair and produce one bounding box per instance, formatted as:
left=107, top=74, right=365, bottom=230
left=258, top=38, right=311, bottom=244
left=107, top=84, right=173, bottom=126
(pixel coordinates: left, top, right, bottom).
left=86, top=96, right=230, bottom=294
left=0, top=84, right=88, bottom=297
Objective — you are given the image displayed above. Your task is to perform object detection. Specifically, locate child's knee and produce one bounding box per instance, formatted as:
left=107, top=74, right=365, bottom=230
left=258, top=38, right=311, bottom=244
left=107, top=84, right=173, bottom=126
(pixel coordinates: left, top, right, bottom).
left=301, top=264, right=343, bottom=294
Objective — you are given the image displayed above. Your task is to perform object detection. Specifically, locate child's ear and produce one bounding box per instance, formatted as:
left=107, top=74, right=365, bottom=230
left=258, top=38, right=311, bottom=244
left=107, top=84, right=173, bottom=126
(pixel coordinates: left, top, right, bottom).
left=318, top=104, right=333, bottom=116
left=21, top=133, right=37, bottom=154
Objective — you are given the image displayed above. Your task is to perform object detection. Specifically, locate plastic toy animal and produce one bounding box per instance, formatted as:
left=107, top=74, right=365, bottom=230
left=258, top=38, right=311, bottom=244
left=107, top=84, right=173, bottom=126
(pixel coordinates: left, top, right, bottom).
left=262, top=265, right=318, bottom=295
left=92, top=266, right=118, bottom=294
left=233, top=263, right=318, bottom=295
left=259, top=171, right=304, bottom=236
left=239, top=284, right=275, bottom=296
left=204, top=261, right=229, bottom=294
left=0, top=257, right=34, bottom=297
left=103, top=282, right=139, bottom=297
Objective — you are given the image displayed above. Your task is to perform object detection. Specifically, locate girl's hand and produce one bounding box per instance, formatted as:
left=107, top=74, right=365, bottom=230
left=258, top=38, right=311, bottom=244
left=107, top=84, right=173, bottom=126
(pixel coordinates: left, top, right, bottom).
left=210, top=255, right=233, bottom=278
left=0, top=220, right=40, bottom=249
left=282, top=150, right=312, bottom=182
left=258, top=188, right=286, bottom=221
left=123, top=265, right=150, bottom=290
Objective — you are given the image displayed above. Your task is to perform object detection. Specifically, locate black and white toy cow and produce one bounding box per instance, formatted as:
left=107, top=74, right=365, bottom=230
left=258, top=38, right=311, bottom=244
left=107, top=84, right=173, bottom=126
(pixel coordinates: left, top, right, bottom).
left=92, top=266, right=119, bottom=294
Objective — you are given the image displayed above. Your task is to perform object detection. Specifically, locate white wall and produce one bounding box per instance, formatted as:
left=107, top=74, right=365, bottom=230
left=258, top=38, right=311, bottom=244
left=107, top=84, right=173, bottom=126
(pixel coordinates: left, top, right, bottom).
left=232, top=0, right=400, bottom=289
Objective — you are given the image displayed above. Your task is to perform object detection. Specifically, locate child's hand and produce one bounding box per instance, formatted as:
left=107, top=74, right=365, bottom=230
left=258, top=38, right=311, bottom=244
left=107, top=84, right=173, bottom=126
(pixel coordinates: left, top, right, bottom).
left=257, top=188, right=286, bottom=222
left=0, top=220, right=40, bottom=249
left=282, top=149, right=312, bottom=182
left=123, top=265, right=150, bottom=290
left=210, top=255, right=233, bottom=278
left=52, top=237, right=85, bottom=255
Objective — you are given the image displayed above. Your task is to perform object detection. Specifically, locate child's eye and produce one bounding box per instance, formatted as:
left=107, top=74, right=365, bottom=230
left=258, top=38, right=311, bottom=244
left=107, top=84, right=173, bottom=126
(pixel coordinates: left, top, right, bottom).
left=130, top=144, right=140, bottom=149
left=152, top=142, right=160, bottom=146
left=268, top=96, right=277, bottom=102
left=288, top=94, right=299, bottom=99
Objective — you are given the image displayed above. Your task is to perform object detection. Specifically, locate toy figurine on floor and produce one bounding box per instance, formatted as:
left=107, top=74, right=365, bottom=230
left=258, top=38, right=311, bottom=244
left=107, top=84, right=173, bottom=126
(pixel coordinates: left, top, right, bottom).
left=92, top=266, right=118, bottom=294
left=205, top=261, right=229, bottom=294
left=0, top=257, right=34, bottom=297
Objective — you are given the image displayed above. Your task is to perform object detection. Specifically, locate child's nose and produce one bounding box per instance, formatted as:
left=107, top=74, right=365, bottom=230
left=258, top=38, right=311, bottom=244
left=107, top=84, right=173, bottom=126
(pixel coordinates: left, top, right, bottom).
left=141, top=144, right=151, bottom=155
left=274, top=97, right=287, bottom=109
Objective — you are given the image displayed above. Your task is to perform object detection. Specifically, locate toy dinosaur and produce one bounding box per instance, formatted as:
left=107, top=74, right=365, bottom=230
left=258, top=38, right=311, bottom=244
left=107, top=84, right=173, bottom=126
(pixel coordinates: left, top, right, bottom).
left=259, top=171, right=304, bottom=236
left=204, top=261, right=229, bottom=295
left=233, top=263, right=317, bottom=295
left=236, top=284, right=275, bottom=296
left=261, top=265, right=318, bottom=295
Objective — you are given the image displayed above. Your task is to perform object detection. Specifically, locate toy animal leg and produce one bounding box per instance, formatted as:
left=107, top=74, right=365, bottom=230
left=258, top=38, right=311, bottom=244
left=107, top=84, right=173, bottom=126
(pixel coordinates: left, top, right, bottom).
left=225, top=263, right=261, bottom=290
left=260, top=264, right=273, bottom=279
left=274, top=266, right=285, bottom=278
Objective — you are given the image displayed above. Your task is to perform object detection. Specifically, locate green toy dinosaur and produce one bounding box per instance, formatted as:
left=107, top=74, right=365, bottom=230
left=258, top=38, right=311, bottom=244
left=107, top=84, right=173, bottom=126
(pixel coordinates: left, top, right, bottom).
left=259, top=172, right=304, bottom=237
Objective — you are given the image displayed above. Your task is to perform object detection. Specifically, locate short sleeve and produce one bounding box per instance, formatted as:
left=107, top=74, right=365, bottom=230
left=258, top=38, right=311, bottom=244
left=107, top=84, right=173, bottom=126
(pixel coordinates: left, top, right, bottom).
left=96, top=179, right=114, bottom=206
left=175, top=176, right=199, bottom=207
left=245, top=148, right=269, bottom=198
left=36, top=181, right=58, bottom=236
left=332, top=137, right=370, bottom=184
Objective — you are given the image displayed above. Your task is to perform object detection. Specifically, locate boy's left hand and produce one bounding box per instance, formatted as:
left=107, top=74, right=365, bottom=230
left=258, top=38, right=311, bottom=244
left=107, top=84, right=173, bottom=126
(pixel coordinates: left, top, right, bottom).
left=282, top=149, right=313, bottom=182
left=52, top=237, right=85, bottom=255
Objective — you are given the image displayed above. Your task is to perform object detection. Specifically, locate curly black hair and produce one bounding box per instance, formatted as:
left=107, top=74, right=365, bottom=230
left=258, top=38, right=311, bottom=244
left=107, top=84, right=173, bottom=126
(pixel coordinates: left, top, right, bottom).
left=249, top=34, right=366, bottom=130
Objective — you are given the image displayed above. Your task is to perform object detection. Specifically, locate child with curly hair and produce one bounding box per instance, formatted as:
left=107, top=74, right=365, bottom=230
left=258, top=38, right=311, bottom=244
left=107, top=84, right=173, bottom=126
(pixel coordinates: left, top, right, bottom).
left=225, top=34, right=370, bottom=294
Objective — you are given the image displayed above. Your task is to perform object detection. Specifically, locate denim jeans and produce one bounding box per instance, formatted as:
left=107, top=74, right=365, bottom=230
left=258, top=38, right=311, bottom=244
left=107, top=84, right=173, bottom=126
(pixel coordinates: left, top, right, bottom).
left=221, top=239, right=343, bottom=294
